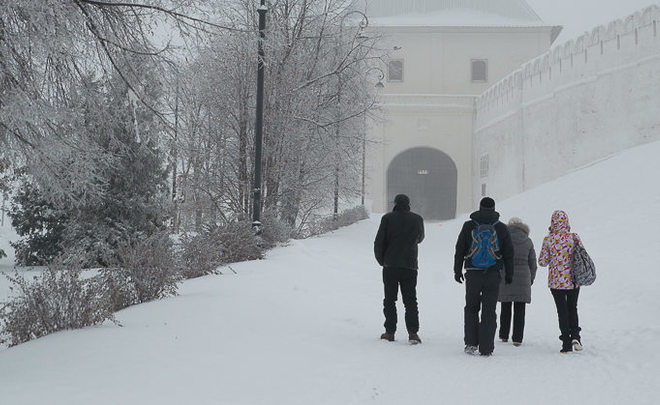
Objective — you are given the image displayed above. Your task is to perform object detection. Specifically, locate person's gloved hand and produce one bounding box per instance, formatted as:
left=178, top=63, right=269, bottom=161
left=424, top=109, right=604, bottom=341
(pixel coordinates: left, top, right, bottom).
left=505, top=274, right=513, bottom=284
left=454, top=272, right=464, bottom=284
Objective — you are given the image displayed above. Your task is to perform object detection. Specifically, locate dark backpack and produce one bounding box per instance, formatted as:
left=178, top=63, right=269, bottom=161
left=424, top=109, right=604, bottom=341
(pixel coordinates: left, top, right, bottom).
left=466, top=221, right=502, bottom=268
left=571, top=236, right=596, bottom=286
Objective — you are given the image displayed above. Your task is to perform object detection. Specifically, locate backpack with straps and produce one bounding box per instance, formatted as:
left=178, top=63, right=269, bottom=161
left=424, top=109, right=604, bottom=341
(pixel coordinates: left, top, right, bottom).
left=466, top=221, right=502, bottom=268
left=571, top=236, right=596, bottom=286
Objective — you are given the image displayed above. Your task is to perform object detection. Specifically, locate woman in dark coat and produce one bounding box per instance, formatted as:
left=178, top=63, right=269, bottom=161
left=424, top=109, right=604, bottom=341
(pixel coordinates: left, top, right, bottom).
left=498, top=217, right=537, bottom=346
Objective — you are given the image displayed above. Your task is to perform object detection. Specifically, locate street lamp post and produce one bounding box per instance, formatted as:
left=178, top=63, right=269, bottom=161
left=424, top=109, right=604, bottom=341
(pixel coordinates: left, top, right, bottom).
left=172, top=78, right=179, bottom=231
left=333, top=10, right=369, bottom=221
left=332, top=70, right=343, bottom=221
left=252, top=0, right=268, bottom=234
left=361, top=68, right=384, bottom=207
left=361, top=128, right=365, bottom=206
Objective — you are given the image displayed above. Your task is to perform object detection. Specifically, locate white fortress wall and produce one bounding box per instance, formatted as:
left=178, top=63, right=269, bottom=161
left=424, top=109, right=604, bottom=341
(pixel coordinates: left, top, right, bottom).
left=473, top=5, right=660, bottom=204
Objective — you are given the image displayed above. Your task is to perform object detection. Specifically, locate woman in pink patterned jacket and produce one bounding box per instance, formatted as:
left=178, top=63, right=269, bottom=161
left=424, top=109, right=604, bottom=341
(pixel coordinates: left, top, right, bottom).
left=538, top=210, right=584, bottom=353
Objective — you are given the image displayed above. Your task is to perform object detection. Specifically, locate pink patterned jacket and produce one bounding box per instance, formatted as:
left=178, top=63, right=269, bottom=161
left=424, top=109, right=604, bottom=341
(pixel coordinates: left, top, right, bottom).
left=538, top=210, right=583, bottom=290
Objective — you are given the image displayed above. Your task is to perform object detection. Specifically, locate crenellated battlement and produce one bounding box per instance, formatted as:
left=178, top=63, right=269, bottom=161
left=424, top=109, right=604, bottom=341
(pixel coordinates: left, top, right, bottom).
left=472, top=5, right=660, bottom=206
left=476, top=5, right=660, bottom=118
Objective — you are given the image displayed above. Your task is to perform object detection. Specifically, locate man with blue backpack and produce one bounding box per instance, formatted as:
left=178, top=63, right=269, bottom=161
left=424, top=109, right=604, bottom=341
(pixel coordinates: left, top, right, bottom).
left=454, top=197, right=514, bottom=356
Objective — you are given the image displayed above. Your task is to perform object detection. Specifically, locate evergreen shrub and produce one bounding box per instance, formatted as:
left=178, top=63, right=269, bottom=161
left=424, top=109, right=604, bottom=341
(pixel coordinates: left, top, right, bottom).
left=9, top=183, right=67, bottom=266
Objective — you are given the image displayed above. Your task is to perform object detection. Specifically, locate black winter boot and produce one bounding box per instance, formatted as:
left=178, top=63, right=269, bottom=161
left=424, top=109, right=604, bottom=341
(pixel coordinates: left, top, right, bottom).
left=408, top=332, right=422, bottom=344
left=560, top=335, right=573, bottom=353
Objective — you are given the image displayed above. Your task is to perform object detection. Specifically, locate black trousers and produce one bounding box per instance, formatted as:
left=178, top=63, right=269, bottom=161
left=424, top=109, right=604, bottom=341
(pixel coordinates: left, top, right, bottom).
left=464, top=269, right=501, bottom=355
left=551, top=288, right=581, bottom=342
left=382, top=267, right=419, bottom=334
left=499, top=302, right=526, bottom=343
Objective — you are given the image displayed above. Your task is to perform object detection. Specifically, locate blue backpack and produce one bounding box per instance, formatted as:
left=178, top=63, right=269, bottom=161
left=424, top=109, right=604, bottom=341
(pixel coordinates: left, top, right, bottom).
left=466, top=221, right=502, bottom=268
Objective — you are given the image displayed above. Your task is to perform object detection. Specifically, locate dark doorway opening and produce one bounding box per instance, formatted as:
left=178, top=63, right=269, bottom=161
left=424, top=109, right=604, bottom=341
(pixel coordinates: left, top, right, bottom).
left=387, top=147, right=457, bottom=220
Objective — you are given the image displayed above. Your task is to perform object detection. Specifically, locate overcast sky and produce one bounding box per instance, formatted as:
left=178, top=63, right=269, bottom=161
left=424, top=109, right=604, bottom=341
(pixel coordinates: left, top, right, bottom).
left=526, top=0, right=660, bottom=44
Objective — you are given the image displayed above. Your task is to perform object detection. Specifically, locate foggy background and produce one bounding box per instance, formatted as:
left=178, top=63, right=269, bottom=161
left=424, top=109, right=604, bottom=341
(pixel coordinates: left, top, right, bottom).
left=527, top=0, right=659, bottom=44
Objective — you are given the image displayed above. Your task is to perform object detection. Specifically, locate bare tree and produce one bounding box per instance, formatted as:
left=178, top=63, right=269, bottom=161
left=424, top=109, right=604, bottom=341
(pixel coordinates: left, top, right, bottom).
left=172, top=0, right=385, bottom=232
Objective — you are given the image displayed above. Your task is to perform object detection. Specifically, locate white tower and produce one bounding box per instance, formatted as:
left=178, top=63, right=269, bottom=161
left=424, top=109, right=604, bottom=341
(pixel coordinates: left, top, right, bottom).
left=363, top=0, right=561, bottom=218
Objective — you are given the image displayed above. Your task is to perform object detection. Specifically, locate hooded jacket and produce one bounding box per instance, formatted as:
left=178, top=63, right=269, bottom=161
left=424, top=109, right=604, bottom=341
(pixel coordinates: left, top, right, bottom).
left=498, top=223, right=537, bottom=303
left=538, top=210, right=584, bottom=289
left=374, top=204, right=424, bottom=270
left=454, top=208, right=514, bottom=279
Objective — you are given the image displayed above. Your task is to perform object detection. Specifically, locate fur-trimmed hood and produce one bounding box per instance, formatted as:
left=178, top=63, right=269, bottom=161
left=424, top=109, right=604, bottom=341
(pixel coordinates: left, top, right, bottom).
left=508, top=221, right=530, bottom=235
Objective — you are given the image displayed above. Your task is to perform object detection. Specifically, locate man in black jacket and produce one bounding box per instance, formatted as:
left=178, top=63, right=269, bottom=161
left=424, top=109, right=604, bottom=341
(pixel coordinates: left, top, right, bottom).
left=374, top=194, right=425, bottom=344
left=454, top=197, right=514, bottom=356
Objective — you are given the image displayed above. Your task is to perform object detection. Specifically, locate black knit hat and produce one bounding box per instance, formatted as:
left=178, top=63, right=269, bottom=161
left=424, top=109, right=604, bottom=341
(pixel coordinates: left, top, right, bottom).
left=394, top=194, right=410, bottom=206
left=480, top=197, right=495, bottom=210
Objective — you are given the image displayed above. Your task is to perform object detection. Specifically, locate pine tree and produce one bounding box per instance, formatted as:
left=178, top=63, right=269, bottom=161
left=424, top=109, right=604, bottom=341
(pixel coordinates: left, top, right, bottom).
left=9, top=183, right=68, bottom=266
left=9, top=63, right=170, bottom=266
left=63, top=61, right=170, bottom=265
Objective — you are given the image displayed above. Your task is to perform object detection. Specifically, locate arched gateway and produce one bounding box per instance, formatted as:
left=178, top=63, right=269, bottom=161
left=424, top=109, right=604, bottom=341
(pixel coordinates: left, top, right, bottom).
left=386, top=147, right=457, bottom=220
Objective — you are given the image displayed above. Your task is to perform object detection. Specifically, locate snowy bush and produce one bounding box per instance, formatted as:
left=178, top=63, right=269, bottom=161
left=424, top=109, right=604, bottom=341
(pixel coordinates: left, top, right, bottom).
left=179, top=218, right=272, bottom=278
left=179, top=232, right=222, bottom=279
left=0, top=256, right=114, bottom=347
left=211, top=221, right=263, bottom=264
left=296, top=205, right=369, bottom=238
left=259, top=210, right=292, bottom=249
left=335, top=205, right=369, bottom=227
left=98, top=232, right=180, bottom=311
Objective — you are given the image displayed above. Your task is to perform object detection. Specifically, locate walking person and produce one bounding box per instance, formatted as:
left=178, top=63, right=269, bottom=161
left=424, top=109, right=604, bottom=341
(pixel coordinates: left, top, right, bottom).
left=498, top=217, right=537, bottom=346
left=538, top=210, right=585, bottom=353
left=454, top=197, right=514, bottom=356
left=374, top=194, right=425, bottom=344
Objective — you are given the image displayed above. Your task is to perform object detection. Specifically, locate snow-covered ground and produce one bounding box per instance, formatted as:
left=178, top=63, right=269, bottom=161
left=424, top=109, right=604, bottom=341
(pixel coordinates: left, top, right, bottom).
left=1, top=140, right=660, bottom=404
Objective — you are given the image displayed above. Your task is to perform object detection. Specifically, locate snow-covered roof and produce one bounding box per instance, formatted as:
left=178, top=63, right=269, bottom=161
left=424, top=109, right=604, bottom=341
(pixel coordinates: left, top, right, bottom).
left=356, top=0, right=546, bottom=27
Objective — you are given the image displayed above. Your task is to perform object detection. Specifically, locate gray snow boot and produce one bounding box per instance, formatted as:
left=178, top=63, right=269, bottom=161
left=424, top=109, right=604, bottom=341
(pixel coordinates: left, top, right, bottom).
left=464, top=345, right=478, bottom=355
left=572, top=339, right=583, bottom=351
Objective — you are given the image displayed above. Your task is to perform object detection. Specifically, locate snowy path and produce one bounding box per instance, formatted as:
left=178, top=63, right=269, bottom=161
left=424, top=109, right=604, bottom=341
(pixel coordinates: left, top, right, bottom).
left=1, top=141, right=660, bottom=404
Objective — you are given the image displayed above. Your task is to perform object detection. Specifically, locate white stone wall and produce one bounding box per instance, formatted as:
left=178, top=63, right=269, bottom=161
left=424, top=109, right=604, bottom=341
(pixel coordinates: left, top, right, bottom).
left=474, top=5, right=660, bottom=205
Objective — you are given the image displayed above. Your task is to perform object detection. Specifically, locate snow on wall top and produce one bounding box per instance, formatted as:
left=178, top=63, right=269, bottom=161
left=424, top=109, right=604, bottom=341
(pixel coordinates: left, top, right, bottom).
left=476, top=4, right=660, bottom=111
left=357, top=0, right=544, bottom=27
left=368, top=8, right=546, bottom=28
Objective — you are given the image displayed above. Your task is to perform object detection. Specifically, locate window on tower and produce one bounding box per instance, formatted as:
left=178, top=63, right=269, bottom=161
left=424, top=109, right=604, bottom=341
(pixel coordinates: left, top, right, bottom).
left=471, top=59, right=488, bottom=82
left=480, top=154, right=489, bottom=178
left=387, top=60, right=404, bottom=82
